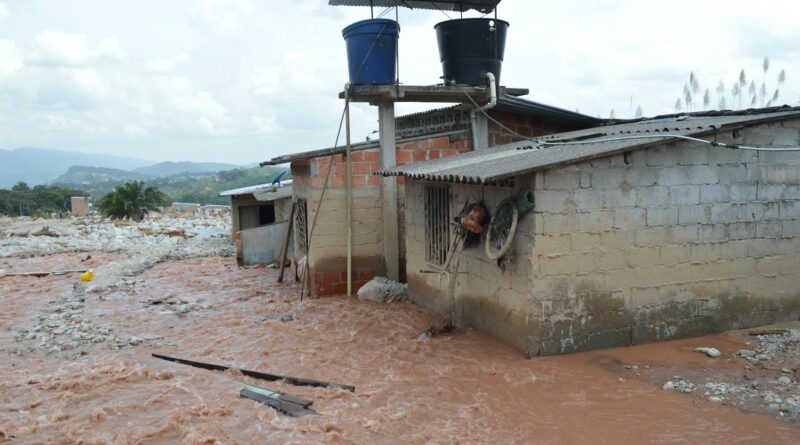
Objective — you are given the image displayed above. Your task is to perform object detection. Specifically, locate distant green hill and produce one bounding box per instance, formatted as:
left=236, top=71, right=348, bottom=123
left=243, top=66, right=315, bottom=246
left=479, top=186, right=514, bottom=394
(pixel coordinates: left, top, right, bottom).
left=53, top=166, right=289, bottom=206
left=132, top=161, right=239, bottom=177
left=0, top=147, right=154, bottom=188
left=54, top=165, right=153, bottom=185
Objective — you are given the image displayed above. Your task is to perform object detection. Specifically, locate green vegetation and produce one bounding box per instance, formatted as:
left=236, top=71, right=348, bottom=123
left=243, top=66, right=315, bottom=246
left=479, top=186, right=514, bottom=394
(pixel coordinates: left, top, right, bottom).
left=100, top=181, right=168, bottom=222
left=0, top=182, right=85, bottom=217
left=54, top=166, right=288, bottom=206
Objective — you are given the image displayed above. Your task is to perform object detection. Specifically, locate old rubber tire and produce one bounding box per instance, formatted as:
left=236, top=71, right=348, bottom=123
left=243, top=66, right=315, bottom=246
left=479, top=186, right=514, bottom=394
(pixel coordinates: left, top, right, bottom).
left=485, top=198, right=518, bottom=260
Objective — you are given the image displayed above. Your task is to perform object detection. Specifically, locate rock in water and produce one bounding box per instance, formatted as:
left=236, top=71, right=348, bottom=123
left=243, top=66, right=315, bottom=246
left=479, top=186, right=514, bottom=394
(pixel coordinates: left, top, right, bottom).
left=357, top=277, right=408, bottom=303
left=663, top=381, right=674, bottom=391
left=694, top=347, right=722, bottom=358
left=737, top=349, right=756, bottom=358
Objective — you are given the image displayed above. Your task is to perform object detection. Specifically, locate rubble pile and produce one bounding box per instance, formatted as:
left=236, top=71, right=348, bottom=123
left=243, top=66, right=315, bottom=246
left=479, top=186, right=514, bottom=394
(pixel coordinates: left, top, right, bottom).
left=661, top=330, right=799, bottom=420
left=0, top=215, right=233, bottom=259
left=14, top=297, right=150, bottom=357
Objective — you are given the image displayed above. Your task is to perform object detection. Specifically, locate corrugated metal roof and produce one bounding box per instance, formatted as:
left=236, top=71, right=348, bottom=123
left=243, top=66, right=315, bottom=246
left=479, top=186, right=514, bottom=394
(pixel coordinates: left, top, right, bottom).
left=219, top=182, right=293, bottom=200
left=329, top=0, right=500, bottom=13
left=377, top=107, right=800, bottom=184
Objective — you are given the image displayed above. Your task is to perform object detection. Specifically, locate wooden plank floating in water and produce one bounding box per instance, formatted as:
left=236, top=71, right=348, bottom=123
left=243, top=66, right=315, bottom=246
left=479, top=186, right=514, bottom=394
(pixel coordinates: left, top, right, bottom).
left=152, top=353, right=356, bottom=392
left=240, top=388, right=317, bottom=417
left=240, top=382, right=313, bottom=408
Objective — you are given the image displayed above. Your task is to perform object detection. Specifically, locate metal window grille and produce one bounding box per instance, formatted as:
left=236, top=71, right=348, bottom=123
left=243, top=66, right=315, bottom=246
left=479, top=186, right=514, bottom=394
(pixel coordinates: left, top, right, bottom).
left=295, top=199, right=308, bottom=256
left=424, top=186, right=450, bottom=266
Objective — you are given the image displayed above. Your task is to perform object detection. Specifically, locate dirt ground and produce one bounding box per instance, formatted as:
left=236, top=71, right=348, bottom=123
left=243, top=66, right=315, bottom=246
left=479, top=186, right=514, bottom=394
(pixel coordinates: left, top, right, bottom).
left=0, top=250, right=798, bottom=445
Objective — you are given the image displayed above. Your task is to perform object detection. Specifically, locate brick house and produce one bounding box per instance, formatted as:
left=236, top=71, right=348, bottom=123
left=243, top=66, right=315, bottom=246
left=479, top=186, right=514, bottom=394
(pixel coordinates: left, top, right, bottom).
left=262, top=93, right=600, bottom=295
left=380, top=107, right=800, bottom=355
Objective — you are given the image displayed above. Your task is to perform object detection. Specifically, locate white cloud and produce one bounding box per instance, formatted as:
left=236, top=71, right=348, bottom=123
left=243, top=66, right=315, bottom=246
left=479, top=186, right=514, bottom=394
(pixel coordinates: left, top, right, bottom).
left=190, top=0, right=254, bottom=32
left=0, top=39, right=22, bottom=79
left=0, top=3, right=8, bottom=23
left=28, top=31, right=124, bottom=67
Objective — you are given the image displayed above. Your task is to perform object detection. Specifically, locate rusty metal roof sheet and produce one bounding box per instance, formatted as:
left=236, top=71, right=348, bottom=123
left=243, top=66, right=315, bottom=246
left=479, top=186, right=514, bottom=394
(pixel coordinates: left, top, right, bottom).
left=377, top=107, right=800, bottom=184
left=328, top=0, right=500, bottom=13
left=219, top=183, right=293, bottom=201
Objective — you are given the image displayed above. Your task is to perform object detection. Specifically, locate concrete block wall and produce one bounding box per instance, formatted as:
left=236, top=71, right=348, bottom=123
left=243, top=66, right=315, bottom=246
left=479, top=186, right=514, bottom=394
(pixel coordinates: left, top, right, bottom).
left=404, top=118, right=800, bottom=356
left=527, top=120, right=800, bottom=355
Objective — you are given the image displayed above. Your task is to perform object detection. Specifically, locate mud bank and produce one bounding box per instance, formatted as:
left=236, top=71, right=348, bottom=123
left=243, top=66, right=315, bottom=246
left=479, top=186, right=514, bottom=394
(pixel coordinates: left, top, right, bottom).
left=1, top=252, right=798, bottom=444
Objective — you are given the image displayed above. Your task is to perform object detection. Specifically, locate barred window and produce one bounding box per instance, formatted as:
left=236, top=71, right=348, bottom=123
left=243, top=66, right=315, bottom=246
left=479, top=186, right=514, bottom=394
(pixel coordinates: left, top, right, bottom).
left=295, top=199, right=308, bottom=256
left=424, top=186, right=450, bottom=266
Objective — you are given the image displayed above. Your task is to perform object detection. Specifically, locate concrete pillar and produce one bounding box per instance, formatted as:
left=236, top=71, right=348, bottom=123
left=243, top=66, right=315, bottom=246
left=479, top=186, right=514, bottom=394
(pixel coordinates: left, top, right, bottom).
left=379, top=102, right=400, bottom=281
left=474, top=113, right=489, bottom=150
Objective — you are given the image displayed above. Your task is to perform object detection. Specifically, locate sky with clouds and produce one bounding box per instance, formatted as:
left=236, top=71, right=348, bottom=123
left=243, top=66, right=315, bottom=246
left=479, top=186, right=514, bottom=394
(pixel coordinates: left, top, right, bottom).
left=0, top=0, right=798, bottom=164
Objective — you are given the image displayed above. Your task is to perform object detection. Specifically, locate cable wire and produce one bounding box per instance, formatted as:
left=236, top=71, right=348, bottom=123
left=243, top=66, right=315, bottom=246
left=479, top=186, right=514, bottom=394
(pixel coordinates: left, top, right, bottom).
left=538, top=134, right=800, bottom=152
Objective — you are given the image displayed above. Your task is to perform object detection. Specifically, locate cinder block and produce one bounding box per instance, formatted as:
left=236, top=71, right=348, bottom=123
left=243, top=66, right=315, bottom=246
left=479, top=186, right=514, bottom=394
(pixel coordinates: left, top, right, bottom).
left=646, top=207, right=678, bottom=227
left=669, top=185, right=700, bottom=205
left=656, top=167, right=689, bottom=186
left=699, top=185, right=729, bottom=204
left=636, top=227, right=667, bottom=247
left=645, top=146, right=679, bottom=167
left=636, top=186, right=670, bottom=207
left=677, top=146, right=709, bottom=165
left=535, top=190, right=575, bottom=213
left=577, top=210, right=614, bottom=233
left=627, top=246, right=660, bottom=267
left=698, top=224, right=728, bottom=243
left=573, top=189, right=604, bottom=209
left=536, top=234, right=572, bottom=255
left=678, top=205, right=710, bottom=225
left=659, top=245, right=691, bottom=265
left=756, top=220, right=783, bottom=238
left=667, top=225, right=699, bottom=244
left=542, top=213, right=580, bottom=233
left=727, top=222, right=756, bottom=240
left=684, top=165, right=719, bottom=185
left=782, top=219, right=800, bottom=236
left=729, top=184, right=758, bottom=202
left=591, top=168, right=628, bottom=189
left=602, top=189, right=636, bottom=208
left=613, top=208, right=647, bottom=229
left=543, top=171, right=581, bottom=190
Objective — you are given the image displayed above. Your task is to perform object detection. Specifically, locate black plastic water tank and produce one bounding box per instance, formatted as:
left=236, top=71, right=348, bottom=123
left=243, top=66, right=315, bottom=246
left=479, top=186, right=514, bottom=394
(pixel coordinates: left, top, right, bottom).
left=434, top=18, right=509, bottom=86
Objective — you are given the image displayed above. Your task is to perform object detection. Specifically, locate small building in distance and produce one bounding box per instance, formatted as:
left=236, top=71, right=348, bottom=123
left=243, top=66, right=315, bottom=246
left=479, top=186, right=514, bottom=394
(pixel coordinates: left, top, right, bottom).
left=166, top=202, right=201, bottom=216
left=70, top=196, right=90, bottom=216
left=201, top=204, right=231, bottom=217
left=220, top=181, right=293, bottom=267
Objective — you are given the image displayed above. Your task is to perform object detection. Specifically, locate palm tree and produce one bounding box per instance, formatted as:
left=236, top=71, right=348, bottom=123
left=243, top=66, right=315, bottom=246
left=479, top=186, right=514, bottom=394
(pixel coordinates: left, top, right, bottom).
left=100, top=181, right=167, bottom=222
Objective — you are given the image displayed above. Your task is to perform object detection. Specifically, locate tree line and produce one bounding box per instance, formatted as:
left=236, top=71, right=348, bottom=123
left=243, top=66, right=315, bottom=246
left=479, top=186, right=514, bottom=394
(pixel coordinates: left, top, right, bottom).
left=0, top=182, right=85, bottom=217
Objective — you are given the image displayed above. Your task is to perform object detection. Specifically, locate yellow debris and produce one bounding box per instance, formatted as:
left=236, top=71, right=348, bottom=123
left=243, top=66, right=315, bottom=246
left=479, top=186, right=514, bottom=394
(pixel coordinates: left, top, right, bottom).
left=80, top=270, right=94, bottom=282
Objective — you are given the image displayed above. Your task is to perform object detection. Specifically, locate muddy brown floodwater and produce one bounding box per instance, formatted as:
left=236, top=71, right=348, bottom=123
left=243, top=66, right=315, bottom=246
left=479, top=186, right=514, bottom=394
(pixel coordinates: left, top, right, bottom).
left=1, top=254, right=798, bottom=444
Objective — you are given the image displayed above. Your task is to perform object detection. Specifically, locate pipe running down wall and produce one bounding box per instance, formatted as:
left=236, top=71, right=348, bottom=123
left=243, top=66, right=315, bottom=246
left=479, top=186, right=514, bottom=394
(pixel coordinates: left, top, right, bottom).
left=469, top=72, right=497, bottom=151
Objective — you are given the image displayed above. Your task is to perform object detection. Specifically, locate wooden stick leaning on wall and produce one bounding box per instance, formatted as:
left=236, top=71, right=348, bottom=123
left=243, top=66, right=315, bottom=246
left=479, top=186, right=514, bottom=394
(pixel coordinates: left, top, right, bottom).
left=277, top=202, right=296, bottom=283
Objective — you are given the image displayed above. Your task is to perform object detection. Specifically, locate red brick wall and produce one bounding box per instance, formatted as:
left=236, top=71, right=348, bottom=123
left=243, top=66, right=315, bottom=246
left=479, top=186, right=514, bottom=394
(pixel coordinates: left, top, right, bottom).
left=488, top=111, right=580, bottom=147
left=314, top=268, right=379, bottom=296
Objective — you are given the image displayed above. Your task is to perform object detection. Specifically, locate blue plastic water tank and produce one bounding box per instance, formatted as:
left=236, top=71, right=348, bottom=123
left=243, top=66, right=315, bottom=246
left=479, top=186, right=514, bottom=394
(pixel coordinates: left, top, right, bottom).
left=342, top=19, right=400, bottom=85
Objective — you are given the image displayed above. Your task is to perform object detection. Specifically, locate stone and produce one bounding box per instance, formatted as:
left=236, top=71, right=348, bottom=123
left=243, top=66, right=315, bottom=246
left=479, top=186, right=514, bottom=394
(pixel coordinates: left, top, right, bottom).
left=778, top=376, right=792, bottom=385
left=127, top=336, right=143, bottom=346
left=694, top=347, right=722, bottom=358
left=357, top=277, right=408, bottom=303
left=737, top=349, right=756, bottom=358
left=663, top=381, right=674, bottom=391
left=708, top=396, right=723, bottom=403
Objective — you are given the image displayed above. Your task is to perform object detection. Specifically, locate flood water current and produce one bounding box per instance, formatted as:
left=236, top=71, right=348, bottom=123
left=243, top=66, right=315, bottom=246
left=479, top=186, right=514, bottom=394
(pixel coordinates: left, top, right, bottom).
left=1, top=254, right=796, bottom=444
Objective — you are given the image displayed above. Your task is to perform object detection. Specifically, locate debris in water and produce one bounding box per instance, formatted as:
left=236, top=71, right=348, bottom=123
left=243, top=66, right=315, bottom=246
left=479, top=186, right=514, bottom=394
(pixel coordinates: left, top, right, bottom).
left=239, top=383, right=316, bottom=417
left=663, top=381, right=675, bottom=391
left=694, top=347, right=721, bottom=358
left=152, top=353, right=356, bottom=392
